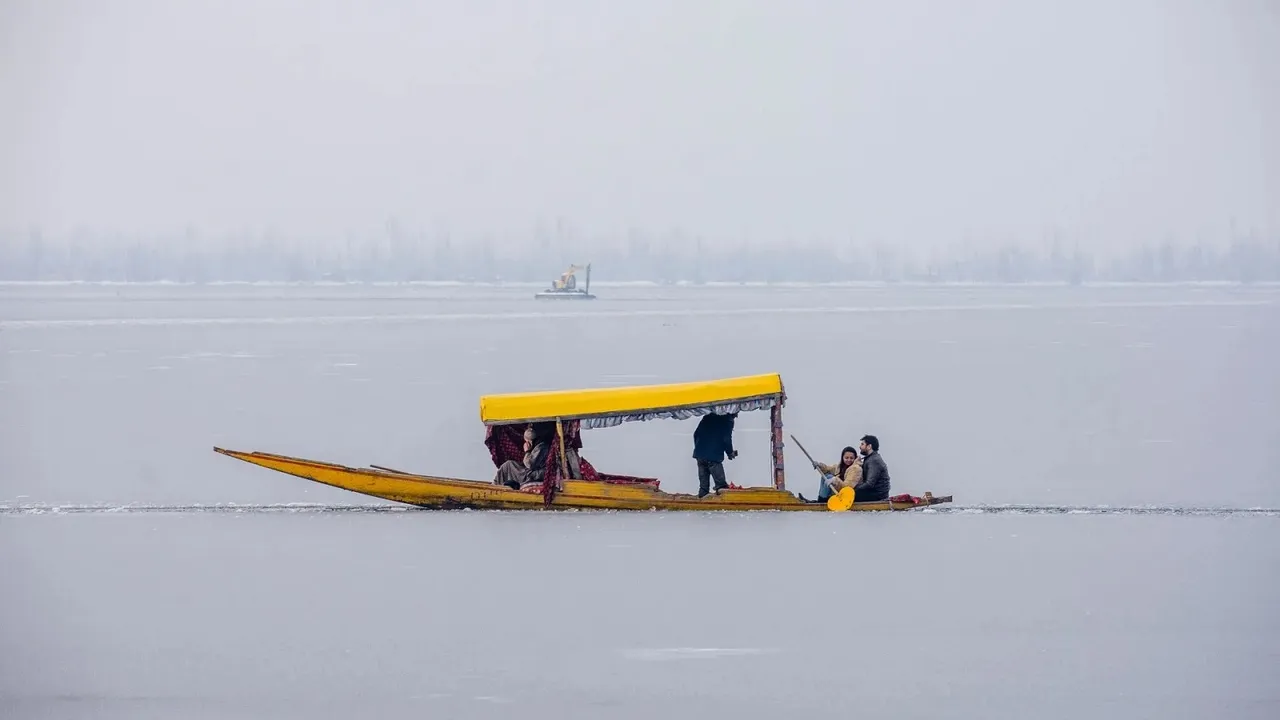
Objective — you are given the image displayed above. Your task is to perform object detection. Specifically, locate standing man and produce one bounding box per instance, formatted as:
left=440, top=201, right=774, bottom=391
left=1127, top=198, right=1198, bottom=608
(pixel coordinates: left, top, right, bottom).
left=854, top=434, right=891, bottom=502
left=692, top=411, right=738, bottom=498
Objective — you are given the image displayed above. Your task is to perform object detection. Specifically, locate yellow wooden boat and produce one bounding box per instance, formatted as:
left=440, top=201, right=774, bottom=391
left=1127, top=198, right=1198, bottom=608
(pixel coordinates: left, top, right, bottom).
left=214, top=373, right=952, bottom=512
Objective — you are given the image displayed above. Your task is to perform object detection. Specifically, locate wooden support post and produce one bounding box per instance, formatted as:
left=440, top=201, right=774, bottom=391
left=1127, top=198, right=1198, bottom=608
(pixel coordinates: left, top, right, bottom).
left=555, top=418, right=568, bottom=481
left=770, top=402, right=785, bottom=491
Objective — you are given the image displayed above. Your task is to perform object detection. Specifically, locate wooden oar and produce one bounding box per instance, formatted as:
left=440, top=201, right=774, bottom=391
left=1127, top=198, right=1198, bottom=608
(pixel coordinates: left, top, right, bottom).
left=790, top=435, right=820, bottom=465
left=789, top=435, right=854, bottom=512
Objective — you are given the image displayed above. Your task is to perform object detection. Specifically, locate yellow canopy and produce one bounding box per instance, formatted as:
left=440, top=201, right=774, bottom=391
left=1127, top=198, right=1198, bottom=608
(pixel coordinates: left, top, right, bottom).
left=479, top=373, right=784, bottom=426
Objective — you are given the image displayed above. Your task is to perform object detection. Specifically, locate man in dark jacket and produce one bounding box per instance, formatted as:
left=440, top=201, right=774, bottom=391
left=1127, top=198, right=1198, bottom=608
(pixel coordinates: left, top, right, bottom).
left=855, top=434, right=891, bottom=502
left=692, top=412, right=738, bottom=498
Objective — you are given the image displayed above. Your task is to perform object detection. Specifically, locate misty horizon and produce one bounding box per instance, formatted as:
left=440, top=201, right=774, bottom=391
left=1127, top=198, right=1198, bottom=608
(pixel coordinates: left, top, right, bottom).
left=3, top=223, right=1278, bottom=283
left=3, top=0, right=1277, bottom=254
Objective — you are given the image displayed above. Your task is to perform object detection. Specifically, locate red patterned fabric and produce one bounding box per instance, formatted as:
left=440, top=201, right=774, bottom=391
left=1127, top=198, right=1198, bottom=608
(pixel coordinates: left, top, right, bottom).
left=484, top=424, right=526, bottom=467
left=562, top=420, right=584, bottom=451
left=539, top=431, right=565, bottom=503
left=889, top=493, right=922, bottom=505
left=597, top=470, right=661, bottom=490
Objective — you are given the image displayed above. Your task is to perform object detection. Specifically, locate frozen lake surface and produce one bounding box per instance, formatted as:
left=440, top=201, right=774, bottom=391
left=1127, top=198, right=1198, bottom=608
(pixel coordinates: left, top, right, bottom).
left=2, top=283, right=1277, bottom=719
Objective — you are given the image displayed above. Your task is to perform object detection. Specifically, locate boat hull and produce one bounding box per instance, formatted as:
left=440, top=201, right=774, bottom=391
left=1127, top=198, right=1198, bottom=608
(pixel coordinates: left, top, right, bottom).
left=534, top=291, right=596, bottom=300
left=213, top=448, right=951, bottom=512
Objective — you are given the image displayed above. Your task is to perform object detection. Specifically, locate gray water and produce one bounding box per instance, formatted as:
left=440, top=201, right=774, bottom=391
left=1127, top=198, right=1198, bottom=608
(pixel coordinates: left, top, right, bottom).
left=2, top=283, right=1278, bottom=719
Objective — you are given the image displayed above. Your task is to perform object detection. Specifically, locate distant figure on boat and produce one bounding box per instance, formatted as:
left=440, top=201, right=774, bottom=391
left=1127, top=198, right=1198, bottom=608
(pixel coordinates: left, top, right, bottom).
left=493, top=425, right=549, bottom=489
left=563, top=448, right=583, bottom=479
left=692, top=411, right=738, bottom=498
left=815, top=445, right=862, bottom=502
left=854, top=435, right=890, bottom=502
left=528, top=420, right=584, bottom=481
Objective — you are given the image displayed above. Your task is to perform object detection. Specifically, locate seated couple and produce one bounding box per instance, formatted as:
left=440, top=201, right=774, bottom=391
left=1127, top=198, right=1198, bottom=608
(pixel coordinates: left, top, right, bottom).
left=492, top=422, right=583, bottom=490
left=800, top=435, right=891, bottom=504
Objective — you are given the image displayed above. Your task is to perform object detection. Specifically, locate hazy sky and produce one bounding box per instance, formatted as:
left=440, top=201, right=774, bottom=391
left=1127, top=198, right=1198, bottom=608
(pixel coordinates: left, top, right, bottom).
left=1, top=0, right=1276, bottom=251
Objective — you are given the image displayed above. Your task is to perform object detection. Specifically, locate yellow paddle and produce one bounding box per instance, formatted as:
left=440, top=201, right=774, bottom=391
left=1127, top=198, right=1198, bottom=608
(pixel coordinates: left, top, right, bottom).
left=790, top=435, right=856, bottom=512
left=827, top=485, right=855, bottom=512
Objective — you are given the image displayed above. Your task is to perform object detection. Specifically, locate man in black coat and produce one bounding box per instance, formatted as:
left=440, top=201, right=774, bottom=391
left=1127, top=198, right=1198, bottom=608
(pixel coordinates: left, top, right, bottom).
left=855, top=434, right=891, bottom=502
left=692, top=412, right=738, bottom=498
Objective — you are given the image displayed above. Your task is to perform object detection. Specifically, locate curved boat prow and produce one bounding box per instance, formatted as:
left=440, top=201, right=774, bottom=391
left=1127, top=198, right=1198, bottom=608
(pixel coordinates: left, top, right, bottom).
left=212, top=446, right=484, bottom=507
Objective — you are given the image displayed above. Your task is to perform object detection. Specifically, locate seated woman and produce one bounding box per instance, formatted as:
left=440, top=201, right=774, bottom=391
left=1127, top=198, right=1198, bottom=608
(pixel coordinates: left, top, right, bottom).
left=493, top=426, right=550, bottom=489
left=815, top=446, right=862, bottom=502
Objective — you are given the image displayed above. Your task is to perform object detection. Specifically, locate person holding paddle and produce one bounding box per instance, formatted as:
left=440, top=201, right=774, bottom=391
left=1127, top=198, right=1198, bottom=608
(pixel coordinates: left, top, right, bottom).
left=789, top=436, right=856, bottom=509
left=815, top=446, right=863, bottom=501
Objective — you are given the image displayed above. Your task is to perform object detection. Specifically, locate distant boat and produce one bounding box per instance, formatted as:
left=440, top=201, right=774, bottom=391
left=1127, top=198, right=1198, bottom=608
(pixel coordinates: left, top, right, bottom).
left=535, top=263, right=596, bottom=299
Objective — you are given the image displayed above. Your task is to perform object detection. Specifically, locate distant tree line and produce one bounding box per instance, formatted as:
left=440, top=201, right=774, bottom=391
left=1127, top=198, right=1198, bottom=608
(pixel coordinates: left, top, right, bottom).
left=1, top=226, right=1278, bottom=284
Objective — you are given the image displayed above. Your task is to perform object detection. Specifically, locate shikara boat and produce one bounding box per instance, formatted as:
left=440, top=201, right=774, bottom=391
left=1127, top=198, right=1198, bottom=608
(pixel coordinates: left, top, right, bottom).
left=214, top=373, right=952, bottom=512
